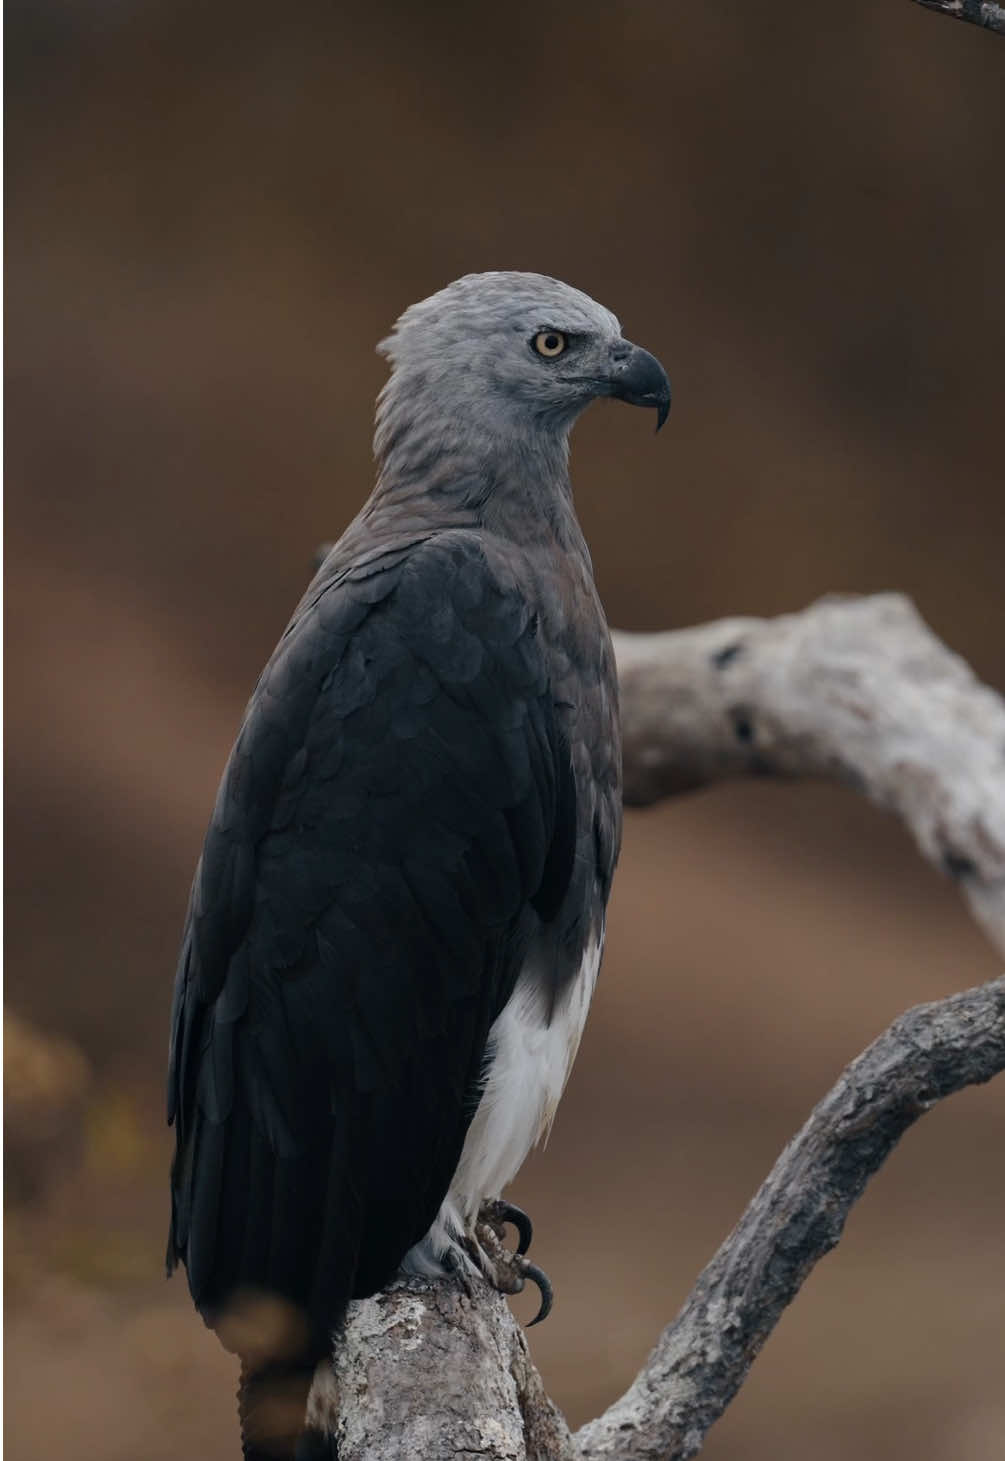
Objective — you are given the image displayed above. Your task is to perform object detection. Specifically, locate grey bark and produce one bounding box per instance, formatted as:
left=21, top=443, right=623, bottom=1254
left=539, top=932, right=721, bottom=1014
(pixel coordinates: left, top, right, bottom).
left=615, top=595, right=1005, bottom=956
left=311, top=593, right=1005, bottom=1459
left=307, top=1279, right=576, bottom=1461
left=575, top=975, right=1005, bottom=1461
left=318, top=977, right=1005, bottom=1460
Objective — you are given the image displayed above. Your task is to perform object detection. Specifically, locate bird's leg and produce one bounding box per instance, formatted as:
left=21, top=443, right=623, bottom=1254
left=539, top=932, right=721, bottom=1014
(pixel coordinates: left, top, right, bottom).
left=464, top=1199, right=554, bottom=1326
left=442, top=1243, right=477, bottom=1302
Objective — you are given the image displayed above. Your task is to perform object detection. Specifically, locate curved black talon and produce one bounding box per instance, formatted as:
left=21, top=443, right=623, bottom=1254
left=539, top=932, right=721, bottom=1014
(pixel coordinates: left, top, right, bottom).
left=521, top=1260, right=553, bottom=1327
left=497, top=1201, right=533, bottom=1256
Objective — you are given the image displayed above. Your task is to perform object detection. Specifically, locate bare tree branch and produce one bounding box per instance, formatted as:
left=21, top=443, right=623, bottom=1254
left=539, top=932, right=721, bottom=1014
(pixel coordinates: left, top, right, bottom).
left=309, top=592, right=1005, bottom=1458
left=615, top=594, right=1005, bottom=955
left=910, top=0, right=1005, bottom=35
left=575, top=975, right=1005, bottom=1461
left=317, top=976, right=1005, bottom=1459
left=308, top=1276, right=577, bottom=1461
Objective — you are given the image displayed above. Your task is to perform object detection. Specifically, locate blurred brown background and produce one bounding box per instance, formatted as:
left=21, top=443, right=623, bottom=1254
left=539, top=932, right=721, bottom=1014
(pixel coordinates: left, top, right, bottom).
left=5, top=1, right=1004, bottom=1457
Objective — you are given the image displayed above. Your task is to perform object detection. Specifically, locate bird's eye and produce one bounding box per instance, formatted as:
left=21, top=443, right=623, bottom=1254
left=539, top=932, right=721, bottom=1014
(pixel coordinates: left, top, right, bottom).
left=533, top=330, right=567, bottom=358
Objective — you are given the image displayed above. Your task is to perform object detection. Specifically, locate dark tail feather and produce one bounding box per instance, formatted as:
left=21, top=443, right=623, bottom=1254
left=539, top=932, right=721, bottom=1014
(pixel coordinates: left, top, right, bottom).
left=239, top=1355, right=332, bottom=1460
left=295, top=1424, right=338, bottom=1460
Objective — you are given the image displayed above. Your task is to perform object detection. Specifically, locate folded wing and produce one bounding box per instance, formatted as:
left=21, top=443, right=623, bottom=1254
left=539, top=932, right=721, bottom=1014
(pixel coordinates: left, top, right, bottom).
left=167, top=530, right=577, bottom=1349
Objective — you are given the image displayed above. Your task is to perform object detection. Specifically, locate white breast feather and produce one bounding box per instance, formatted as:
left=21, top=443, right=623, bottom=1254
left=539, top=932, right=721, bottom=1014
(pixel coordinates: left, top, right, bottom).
left=404, top=937, right=602, bottom=1273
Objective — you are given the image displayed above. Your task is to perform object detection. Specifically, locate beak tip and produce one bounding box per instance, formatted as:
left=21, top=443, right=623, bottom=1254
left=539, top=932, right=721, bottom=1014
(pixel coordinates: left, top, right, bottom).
left=610, top=342, right=671, bottom=434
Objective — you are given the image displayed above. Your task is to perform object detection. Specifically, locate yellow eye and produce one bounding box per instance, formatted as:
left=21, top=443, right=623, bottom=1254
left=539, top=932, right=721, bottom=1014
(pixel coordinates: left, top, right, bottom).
left=533, top=330, right=567, bottom=358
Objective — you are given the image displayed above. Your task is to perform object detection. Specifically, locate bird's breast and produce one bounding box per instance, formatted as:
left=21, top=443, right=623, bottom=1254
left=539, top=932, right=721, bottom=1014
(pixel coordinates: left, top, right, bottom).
left=449, top=935, right=604, bottom=1222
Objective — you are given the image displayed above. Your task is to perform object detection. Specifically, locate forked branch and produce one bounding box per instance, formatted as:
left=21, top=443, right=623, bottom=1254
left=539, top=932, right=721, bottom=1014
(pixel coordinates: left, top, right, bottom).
left=315, top=976, right=1005, bottom=1460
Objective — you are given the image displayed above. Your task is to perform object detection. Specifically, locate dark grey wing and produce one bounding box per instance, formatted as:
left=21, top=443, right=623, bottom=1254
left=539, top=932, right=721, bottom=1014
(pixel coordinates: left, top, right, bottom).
left=167, top=531, right=578, bottom=1350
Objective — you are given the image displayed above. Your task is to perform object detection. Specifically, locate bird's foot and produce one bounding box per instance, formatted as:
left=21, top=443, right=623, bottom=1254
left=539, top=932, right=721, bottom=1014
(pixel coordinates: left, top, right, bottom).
left=442, top=1244, right=477, bottom=1302
left=464, top=1200, right=553, bottom=1326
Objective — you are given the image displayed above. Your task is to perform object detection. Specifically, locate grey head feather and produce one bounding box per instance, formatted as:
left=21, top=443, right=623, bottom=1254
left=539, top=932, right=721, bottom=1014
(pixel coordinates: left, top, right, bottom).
left=371, top=271, right=669, bottom=520
left=376, top=273, right=619, bottom=456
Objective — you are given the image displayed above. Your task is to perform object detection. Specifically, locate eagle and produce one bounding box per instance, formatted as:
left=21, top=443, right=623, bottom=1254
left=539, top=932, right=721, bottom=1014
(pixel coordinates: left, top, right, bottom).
left=167, top=271, right=670, bottom=1457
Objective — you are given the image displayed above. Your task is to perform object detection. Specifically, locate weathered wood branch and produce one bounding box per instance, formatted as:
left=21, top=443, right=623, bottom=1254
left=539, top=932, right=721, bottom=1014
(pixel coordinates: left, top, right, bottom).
left=307, top=1275, right=577, bottom=1461
left=310, top=592, right=1005, bottom=1459
left=316, top=976, right=1005, bottom=1459
left=575, top=974, right=1005, bottom=1460
left=615, top=594, right=1005, bottom=955
left=910, top=0, right=1005, bottom=34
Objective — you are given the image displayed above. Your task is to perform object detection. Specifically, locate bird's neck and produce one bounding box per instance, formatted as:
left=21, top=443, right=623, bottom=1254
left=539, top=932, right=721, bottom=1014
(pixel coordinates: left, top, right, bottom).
left=370, top=411, right=580, bottom=549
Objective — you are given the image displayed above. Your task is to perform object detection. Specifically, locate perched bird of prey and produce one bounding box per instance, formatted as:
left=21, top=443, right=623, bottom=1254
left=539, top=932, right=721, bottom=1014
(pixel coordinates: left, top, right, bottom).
left=167, top=271, right=670, bottom=1458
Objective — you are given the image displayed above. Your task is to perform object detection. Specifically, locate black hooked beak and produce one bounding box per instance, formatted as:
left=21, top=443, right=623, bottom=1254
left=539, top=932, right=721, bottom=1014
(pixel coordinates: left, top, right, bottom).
left=609, top=342, right=672, bottom=432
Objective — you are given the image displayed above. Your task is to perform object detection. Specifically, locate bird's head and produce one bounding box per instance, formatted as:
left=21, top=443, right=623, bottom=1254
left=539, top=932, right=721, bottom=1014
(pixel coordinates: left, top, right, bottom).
left=375, top=272, right=670, bottom=468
